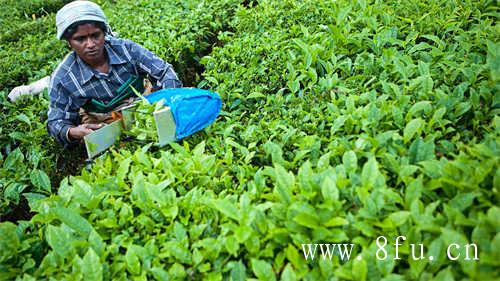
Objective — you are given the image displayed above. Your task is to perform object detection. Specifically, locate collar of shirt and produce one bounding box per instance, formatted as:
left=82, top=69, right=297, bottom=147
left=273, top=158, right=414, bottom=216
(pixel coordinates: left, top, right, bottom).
left=75, top=42, right=128, bottom=85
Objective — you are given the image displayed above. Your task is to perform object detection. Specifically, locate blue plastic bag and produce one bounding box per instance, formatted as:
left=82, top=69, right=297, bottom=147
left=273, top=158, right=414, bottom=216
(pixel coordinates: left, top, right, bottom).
left=145, top=88, right=222, bottom=140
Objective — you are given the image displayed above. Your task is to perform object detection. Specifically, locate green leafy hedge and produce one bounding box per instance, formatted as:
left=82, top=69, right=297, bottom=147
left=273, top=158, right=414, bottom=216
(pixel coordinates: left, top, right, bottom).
left=0, top=0, right=499, bottom=280
left=0, top=0, right=243, bottom=220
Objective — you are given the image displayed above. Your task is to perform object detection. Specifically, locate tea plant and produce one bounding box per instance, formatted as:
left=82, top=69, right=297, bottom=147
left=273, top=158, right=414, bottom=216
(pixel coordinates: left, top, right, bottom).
left=0, top=0, right=498, bottom=280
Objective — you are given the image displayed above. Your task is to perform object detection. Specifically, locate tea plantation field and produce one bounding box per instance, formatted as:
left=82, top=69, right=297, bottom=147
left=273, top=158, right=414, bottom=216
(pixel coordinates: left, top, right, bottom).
left=0, top=0, right=499, bottom=280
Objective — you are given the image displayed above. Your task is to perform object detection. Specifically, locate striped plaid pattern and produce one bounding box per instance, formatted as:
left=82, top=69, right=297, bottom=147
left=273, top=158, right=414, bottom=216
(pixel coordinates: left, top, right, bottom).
left=47, top=37, right=182, bottom=146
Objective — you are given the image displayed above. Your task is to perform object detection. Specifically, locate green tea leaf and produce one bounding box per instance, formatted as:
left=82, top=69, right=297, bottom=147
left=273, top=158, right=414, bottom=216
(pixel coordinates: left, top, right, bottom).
left=352, top=258, right=367, bottom=281
left=82, top=248, right=102, bottom=281
left=408, top=138, right=435, bottom=164
left=150, top=267, right=169, bottom=281
left=434, top=267, right=454, bottom=281
left=235, top=225, right=253, bottom=243
left=324, top=217, right=348, bottom=227
left=225, top=235, right=239, bottom=257
left=405, top=177, right=423, bottom=206
left=274, top=164, right=294, bottom=204
left=281, top=263, right=297, bottom=281
left=3, top=148, right=24, bottom=170
left=321, top=175, right=339, bottom=203
left=52, top=207, right=93, bottom=237
left=342, top=150, right=357, bottom=172
left=45, top=225, right=71, bottom=258
left=30, top=169, right=51, bottom=193
left=231, top=260, right=246, bottom=281
left=487, top=40, right=499, bottom=81
left=174, top=221, right=187, bottom=241
left=403, top=118, right=424, bottom=143
left=361, top=157, right=384, bottom=189
left=449, top=192, right=479, bottom=212
left=88, top=230, right=105, bottom=257
left=126, top=247, right=141, bottom=275
left=210, top=198, right=241, bottom=221
left=293, top=212, right=320, bottom=229
left=164, top=241, right=192, bottom=264
left=251, top=259, right=276, bottom=281
left=388, top=211, right=411, bottom=226
left=408, top=101, right=432, bottom=118
left=419, top=160, right=443, bottom=179
left=4, top=183, right=26, bottom=204
left=169, top=263, right=187, bottom=279
left=247, top=92, right=266, bottom=99
left=15, top=113, right=31, bottom=127
left=0, top=222, right=20, bottom=263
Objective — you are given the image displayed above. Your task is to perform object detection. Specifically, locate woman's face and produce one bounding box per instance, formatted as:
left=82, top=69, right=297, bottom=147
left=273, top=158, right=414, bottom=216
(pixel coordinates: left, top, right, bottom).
left=68, top=23, right=106, bottom=65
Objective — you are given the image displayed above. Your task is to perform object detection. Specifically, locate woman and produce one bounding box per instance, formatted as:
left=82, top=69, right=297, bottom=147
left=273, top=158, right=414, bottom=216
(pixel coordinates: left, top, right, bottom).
left=47, top=1, right=182, bottom=147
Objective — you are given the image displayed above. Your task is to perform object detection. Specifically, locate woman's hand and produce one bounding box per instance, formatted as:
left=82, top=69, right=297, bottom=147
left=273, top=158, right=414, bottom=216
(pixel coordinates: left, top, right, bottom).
left=68, top=123, right=103, bottom=141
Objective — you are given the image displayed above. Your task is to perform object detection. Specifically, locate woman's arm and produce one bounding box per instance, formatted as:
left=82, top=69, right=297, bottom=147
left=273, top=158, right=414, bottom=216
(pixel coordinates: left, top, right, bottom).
left=124, top=39, right=183, bottom=90
left=47, top=82, right=81, bottom=147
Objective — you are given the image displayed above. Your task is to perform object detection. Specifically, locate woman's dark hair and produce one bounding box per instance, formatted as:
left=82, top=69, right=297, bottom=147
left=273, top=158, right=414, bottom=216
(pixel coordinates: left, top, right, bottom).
left=62, top=20, right=106, bottom=40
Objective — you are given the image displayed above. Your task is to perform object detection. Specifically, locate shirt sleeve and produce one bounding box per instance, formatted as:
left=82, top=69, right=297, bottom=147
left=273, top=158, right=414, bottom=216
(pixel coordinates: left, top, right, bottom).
left=124, top=39, right=183, bottom=90
left=47, top=82, right=80, bottom=147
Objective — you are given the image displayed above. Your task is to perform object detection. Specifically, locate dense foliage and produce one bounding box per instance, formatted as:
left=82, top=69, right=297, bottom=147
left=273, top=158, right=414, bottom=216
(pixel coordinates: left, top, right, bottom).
left=0, top=0, right=498, bottom=280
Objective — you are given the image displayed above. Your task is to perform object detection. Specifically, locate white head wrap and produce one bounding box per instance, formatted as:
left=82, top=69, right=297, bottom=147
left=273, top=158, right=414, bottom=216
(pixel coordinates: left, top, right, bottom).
left=55, top=0, right=112, bottom=40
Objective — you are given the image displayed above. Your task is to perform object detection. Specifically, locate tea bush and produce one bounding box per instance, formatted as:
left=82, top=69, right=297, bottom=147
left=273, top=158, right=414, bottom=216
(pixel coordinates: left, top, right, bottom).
left=0, top=0, right=498, bottom=280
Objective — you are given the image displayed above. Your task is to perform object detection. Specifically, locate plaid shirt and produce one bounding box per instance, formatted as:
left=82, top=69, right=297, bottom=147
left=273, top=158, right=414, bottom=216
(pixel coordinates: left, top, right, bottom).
left=47, top=37, right=182, bottom=146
